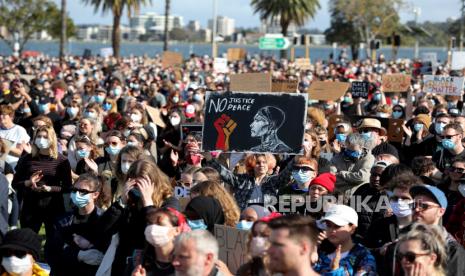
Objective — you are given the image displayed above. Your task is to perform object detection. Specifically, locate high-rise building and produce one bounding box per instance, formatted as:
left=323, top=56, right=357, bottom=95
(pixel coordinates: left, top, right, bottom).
left=129, top=12, right=184, bottom=34
left=208, top=16, right=235, bottom=37
left=187, top=20, right=201, bottom=32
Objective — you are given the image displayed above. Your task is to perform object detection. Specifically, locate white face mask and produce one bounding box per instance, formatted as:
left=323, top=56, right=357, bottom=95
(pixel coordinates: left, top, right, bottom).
left=121, top=162, right=132, bottom=174
left=130, top=113, right=142, bottom=123
left=144, top=224, right=172, bottom=247
left=2, top=256, right=32, bottom=275
left=34, top=137, right=50, bottom=149
left=458, top=184, right=465, bottom=197
left=250, top=237, right=267, bottom=257
left=390, top=199, right=412, bottom=218
left=170, top=117, right=181, bottom=126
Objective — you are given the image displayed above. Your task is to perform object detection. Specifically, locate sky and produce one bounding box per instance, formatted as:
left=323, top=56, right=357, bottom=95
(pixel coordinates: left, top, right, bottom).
left=56, top=0, right=463, bottom=30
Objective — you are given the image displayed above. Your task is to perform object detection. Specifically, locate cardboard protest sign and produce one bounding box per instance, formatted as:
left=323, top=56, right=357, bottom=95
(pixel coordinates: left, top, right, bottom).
left=350, top=81, right=370, bottom=98
left=308, top=81, right=350, bottom=101
left=423, top=75, right=465, bottom=96
left=181, top=123, right=203, bottom=141
left=162, top=51, right=183, bottom=68
left=145, top=105, right=166, bottom=128
left=214, top=58, right=229, bottom=73
left=227, top=48, right=246, bottom=62
left=214, top=225, right=249, bottom=274
left=381, top=74, right=411, bottom=92
left=295, top=58, right=311, bottom=70
left=388, top=119, right=404, bottom=143
left=271, top=79, right=298, bottom=93
left=100, top=48, right=113, bottom=58
left=230, top=73, right=272, bottom=92
left=451, top=51, right=465, bottom=70
left=202, top=91, right=308, bottom=154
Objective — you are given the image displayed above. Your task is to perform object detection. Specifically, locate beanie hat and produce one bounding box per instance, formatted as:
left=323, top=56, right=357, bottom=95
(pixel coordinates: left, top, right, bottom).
left=415, top=114, right=432, bottom=128
left=0, top=228, right=41, bottom=260
left=310, top=173, right=336, bottom=193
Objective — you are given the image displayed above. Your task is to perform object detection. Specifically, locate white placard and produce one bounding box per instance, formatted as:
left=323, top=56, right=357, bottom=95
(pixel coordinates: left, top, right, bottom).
left=100, top=47, right=113, bottom=58
left=451, top=51, right=465, bottom=70
left=214, top=58, right=229, bottom=73
left=423, top=75, right=465, bottom=96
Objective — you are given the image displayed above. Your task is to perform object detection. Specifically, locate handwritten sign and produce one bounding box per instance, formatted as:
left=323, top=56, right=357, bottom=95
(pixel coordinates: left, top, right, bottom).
left=214, top=58, right=229, bottom=73
left=230, top=73, right=272, bottom=92
left=100, top=48, right=113, bottom=58
left=227, top=48, right=246, bottom=62
left=214, top=225, right=249, bottom=274
left=295, top=58, right=311, bottom=70
left=272, top=79, right=298, bottom=93
left=451, top=51, right=465, bottom=70
left=382, top=74, right=411, bottom=92
left=162, top=51, right=183, bottom=68
left=423, top=75, right=464, bottom=96
left=203, top=91, right=308, bottom=154
left=308, top=81, right=350, bottom=101
left=350, top=81, right=370, bottom=98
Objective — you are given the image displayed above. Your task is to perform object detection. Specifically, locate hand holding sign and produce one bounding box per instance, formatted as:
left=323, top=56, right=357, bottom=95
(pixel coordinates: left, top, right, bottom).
left=214, top=114, right=237, bottom=151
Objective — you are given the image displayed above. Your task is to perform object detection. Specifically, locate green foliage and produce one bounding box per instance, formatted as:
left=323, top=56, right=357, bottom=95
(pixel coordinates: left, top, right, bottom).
left=47, top=7, right=76, bottom=39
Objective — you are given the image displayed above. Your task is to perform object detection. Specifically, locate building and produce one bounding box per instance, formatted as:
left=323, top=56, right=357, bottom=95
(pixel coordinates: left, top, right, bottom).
left=208, top=16, right=235, bottom=37
left=129, top=12, right=184, bottom=34
left=260, top=18, right=297, bottom=35
left=187, top=20, right=201, bottom=32
left=77, top=24, right=100, bottom=40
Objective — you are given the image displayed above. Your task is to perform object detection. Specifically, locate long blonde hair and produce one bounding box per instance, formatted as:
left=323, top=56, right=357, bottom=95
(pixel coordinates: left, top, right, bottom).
left=190, top=180, right=240, bottom=227
left=126, top=158, right=173, bottom=208
left=31, top=125, right=58, bottom=159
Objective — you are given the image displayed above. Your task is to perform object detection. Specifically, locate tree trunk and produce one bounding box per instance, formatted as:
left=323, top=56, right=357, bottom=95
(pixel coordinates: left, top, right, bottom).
left=163, top=0, right=170, bottom=51
left=59, top=0, right=67, bottom=64
left=112, top=12, right=121, bottom=58
left=350, top=44, right=359, bottom=60
left=280, top=22, right=289, bottom=59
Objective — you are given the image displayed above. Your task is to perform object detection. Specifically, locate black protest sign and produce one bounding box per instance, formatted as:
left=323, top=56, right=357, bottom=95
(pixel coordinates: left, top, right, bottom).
left=181, top=123, right=203, bottom=141
left=350, top=81, right=369, bottom=98
left=202, top=91, right=308, bottom=154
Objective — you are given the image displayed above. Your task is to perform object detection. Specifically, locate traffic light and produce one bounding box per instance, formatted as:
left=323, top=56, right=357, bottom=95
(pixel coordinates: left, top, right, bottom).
left=394, top=35, right=401, bottom=47
left=370, top=40, right=381, bottom=50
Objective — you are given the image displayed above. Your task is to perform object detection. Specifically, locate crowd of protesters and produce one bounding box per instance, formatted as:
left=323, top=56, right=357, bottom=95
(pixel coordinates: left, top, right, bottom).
left=0, top=50, right=463, bottom=276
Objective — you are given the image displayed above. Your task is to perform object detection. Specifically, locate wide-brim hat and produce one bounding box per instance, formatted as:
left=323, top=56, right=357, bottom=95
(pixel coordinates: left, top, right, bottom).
left=358, top=118, right=387, bottom=136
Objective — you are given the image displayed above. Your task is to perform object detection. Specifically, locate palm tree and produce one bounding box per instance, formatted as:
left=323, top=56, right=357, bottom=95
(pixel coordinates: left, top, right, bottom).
left=251, top=0, right=320, bottom=58
left=83, top=0, right=152, bottom=58
left=163, top=0, right=170, bottom=51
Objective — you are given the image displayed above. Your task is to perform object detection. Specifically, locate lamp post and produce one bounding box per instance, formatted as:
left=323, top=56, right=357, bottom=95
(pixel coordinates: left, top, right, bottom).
left=413, top=7, right=421, bottom=59
left=211, top=0, right=218, bottom=58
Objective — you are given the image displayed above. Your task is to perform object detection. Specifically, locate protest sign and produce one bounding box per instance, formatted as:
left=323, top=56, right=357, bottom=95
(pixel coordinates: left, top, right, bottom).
left=423, top=75, right=465, bottom=96
left=307, top=81, right=350, bottom=101
left=230, top=73, right=272, bottom=92
left=162, top=51, right=183, bottom=68
left=174, top=186, right=190, bottom=198
left=214, top=58, right=229, bottom=73
left=181, top=123, right=203, bottom=141
left=381, top=74, right=411, bottom=92
left=214, top=225, right=249, bottom=274
left=145, top=105, right=166, bottom=128
left=451, top=51, right=465, bottom=70
left=295, top=58, right=311, bottom=70
left=100, top=48, right=113, bottom=58
left=271, top=79, right=298, bottom=93
left=388, top=119, right=404, bottom=143
left=202, top=91, right=307, bottom=154
left=227, top=48, right=246, bottom=61
left=350, top=81, right=370, bottom=98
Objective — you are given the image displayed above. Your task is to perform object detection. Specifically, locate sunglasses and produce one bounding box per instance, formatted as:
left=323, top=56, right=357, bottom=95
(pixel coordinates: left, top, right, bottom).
left=440, top=134, right=459, bottom=139
left=292, top=166, right=315, bottom=172
left=71, top=187, right=96, bottom=195
left=105, top=141, right=120, bottom=147
left=2, top=249, right=28, bottom=258
left=411, top=202, right=440, bottom=211
left=176, top=180, right=193, bottom=188
left=396, top=251, right=430, bottom=263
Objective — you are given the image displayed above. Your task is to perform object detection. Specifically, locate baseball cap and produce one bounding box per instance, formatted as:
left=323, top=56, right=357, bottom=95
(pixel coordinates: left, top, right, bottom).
left=410, top=184, right=448, bottom=209
left=319, top=204, right=358, bottom=227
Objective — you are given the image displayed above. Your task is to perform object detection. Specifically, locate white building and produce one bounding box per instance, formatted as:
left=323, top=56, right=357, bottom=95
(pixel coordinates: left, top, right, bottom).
left=129, top=12, right=184, bottom=34
left=208, top=16, right=235, bottom=37
left=260, top=18, right=297, bottom=35
left=77, top=25, right=100, bottom=40
left=187, top=20, right=201, bottom=32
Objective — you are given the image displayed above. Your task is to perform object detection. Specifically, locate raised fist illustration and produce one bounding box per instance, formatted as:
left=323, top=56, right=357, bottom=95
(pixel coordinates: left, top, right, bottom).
left=214, top=114, right=237, bottom=151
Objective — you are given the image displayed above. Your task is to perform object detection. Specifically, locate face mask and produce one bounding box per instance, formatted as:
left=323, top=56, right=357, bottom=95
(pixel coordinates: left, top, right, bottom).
left=442, top=138, right=455, bottom=150
left=22, top=108, right=31, bottom=113
left=392, top=99, right=399, bottom=106
left=193, top=94, right=202, bottom=102
left=186, top=154, right=202, bottom=165
left=187, top=219, right=208, bottom=230
left=236, top=220, right=254, bottom=230
left=376, top=112, right=389, bottom=118
left=361, top=131, right=372, bottom=140
left=458, top=184, right=465, bottom=197
left=250, top=237, right=267, bottom=257
left=170, top=117, right=181, bottom=126
left=448, top=101, right=456, bottom=109
left=323, top=103, right=333, bottom=110
left=71, top=191, right=91, bottom=208
left=38, top=103, right=49, bottom=113
left=84, top=111, right=97, bottom=119
left=399, top=102, right=406, bottom=107
left=77, top=149, right=90, bottom=159
left=105, top=145, right=120, bottom=156
left=123, top=129, right=131, bottom=137
left=102, top=102, right=112, bottom=112
left=172, top=96, right=179, bottom=103
left=411, top=96, right=416, bottom=102
left=144, top=224, right=172, bottom=247
left=94, top=95, right=105, bottom=103
left=127, top=141, right=138, bottom=147
left=292, top=170, right=312, bottom=186
left=435, top=122, right=446, bottom=135
left=335, top=133, right=347, bottom=143
left=344, top=149, right=361, bottom=159
left=413, top=123, right=423, bottom=132
left=67, top=107, right=78, bottom=117
left=121, top=162, right=132, bottom=174
left=130, top=113, right=142, bottom=123
left=389, top=200, right=412, bottom=218
left=113, top=87, right=122, bottom=97
left=2, top=256, right=32, bottom=275
left=392, top=111, right=403, bottom=119
left=343, top=96, right=352, bottom=103
left=34, top=137, right=50, bottom=149
left=373, top=93, right=382, bottom=101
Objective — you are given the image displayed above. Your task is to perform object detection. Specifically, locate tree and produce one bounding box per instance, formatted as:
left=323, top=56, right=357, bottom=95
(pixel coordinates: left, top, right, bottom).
left=163, top=0, right=170, bottom=51
left=251, top=0, right=320, bottom=58
left=330, top=0, right=403, bottom=57
left=170, top=27, right=188, bottom=41
left=83, top=0, right=152, bottom=58
left=325, top=8, right=361, bottom=60
left=47, top=11, right=76, bottom=41
left=0, top=0, right=57, bottom=54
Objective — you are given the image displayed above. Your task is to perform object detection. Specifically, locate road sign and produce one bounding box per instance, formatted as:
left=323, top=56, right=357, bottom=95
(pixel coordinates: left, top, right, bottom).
left=259, top=37, right=290, bottom=50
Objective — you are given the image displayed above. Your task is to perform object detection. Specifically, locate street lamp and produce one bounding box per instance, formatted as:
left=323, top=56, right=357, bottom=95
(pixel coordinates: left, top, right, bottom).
left=211, top=0, right=218, bottom=58
left=412, top=7, right=421, bottom=59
